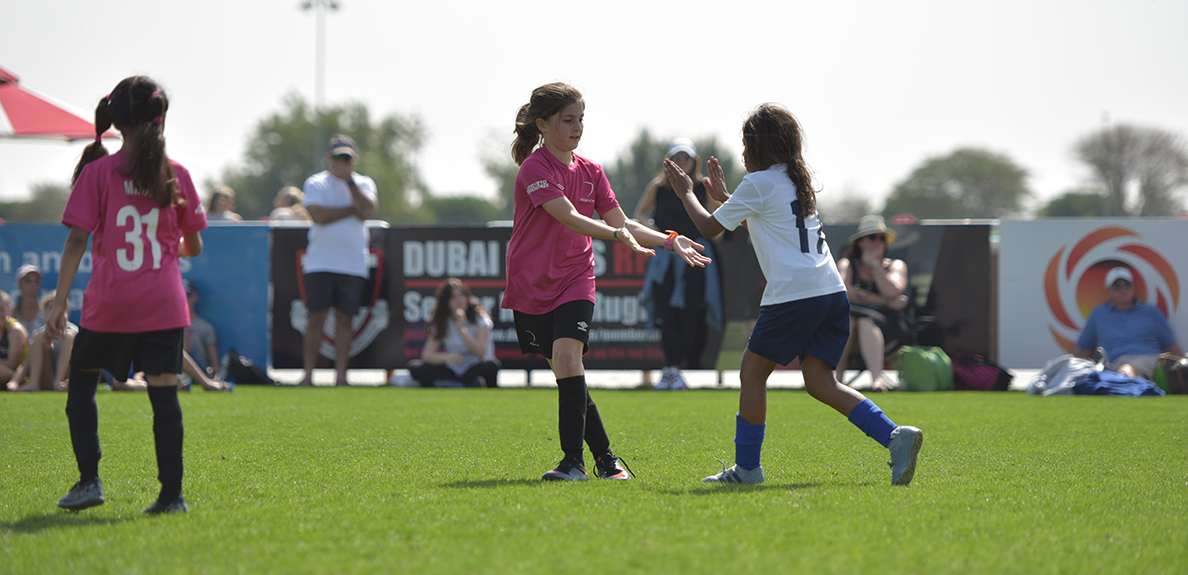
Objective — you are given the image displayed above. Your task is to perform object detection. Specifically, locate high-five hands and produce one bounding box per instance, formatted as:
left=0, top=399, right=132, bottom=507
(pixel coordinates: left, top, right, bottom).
left=664, top=157, right=730, bottom=204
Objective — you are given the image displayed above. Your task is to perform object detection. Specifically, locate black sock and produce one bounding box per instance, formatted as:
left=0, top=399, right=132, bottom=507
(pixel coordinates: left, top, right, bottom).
left=65, top=368, right=102, bottom=483
left=147, top=385, right=184, bottom=502
left=583, top=390, right=611, bottom=456
left=556, top=375, right=588, bottom=460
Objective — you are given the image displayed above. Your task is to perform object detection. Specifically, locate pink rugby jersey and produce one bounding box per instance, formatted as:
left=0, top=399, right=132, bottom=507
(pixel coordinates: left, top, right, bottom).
left=63, top=150, right=207, bottom=333
left=501, top=148, right=620, bottom=314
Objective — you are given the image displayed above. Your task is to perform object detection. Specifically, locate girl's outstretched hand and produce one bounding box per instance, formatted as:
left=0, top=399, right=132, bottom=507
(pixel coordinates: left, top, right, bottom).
left=617, top=226, right=656, bottom=257
left=704, top=157, right=730, bottom=203
left=663, top=158, right=694, bottom=196
left=673, top=235, right=711, bottom=268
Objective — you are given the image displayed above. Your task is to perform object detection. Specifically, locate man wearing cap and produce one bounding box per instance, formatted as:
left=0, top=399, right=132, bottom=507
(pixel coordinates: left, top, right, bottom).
left=1074, top=266, right=1182, bottom=380
left=299, top=135, right=378, bottom=387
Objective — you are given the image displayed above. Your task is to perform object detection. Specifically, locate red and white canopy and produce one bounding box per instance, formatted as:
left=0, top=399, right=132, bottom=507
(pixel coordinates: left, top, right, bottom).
left=0, top=66, right=117, bottom=142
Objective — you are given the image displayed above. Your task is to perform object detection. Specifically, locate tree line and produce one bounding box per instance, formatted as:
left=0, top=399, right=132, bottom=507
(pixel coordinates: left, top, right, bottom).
left=3, top=95, right=1185, bottom=224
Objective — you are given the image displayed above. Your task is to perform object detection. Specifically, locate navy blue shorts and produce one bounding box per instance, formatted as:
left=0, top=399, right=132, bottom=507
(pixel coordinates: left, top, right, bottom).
left=747, top=291, right=850, bottom=367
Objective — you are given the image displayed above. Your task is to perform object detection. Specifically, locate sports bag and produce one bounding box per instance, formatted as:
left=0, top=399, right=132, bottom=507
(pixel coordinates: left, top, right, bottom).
left=222, top=348, right=275, bottom=385
left=896, top=346, right=953, bottom=392
left=951, top=352, right=1013, bottom=391
left=1155, top=353, right=1188, bottom=394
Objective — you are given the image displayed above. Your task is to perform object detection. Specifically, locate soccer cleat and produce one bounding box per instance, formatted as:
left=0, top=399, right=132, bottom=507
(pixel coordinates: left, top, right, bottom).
left=57, top=477, right=105, bottom=510
left=888, top=426, right=923, bottom=486
left=593, top=452, right=633, bottom=480
left=702, top=460, right=764, bottom=484
left=542, top=457, right=588, bottom=481
left=142, top=495, right=189, bottom=514
left=671, top=371, right=689, bottom=391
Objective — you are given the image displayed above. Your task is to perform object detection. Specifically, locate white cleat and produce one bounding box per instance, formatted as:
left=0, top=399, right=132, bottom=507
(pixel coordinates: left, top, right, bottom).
left=888, top=426, right=923, bottom=486
left=702, top=460, right=764, bottom=484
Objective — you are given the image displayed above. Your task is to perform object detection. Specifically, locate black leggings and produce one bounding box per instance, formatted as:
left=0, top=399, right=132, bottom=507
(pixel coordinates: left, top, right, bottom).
left=407, top=359, right=500, bottom=388
left=654, top=265, right=708, bottom=368
left=65, top=367, right=184, bottom=499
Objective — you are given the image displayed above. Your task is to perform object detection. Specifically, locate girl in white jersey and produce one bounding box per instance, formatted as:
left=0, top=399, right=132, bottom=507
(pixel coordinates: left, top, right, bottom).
left=503, top=83, right=710, bottom=481
left=48, top=76, right=207, bottom=513
left=664, top=104, right=923, bottom=486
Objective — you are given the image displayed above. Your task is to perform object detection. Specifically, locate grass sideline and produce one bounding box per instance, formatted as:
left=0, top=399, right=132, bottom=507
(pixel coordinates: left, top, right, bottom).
left=2, top=387, right=1186, bottom=574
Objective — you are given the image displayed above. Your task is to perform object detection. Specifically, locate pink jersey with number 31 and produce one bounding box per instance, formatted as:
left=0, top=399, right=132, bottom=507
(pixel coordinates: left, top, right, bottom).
left=63, top=150, right=207, bottom=333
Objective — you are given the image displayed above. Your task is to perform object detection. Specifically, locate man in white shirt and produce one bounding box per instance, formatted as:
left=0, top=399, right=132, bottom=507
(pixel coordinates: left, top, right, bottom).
left=300, top=135, right=378, bottom=386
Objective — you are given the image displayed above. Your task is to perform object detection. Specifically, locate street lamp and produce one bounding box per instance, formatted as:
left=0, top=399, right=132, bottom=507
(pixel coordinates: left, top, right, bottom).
left=301, top=0, right=340, bottom=172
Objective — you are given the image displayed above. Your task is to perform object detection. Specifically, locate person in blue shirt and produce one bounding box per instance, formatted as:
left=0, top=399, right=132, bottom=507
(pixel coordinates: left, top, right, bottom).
left=1074, top=267, right=1182, bottom=380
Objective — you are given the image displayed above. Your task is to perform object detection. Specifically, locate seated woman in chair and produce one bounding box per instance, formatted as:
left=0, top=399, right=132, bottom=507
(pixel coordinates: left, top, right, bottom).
left=836, top=215, right=909, bottom=391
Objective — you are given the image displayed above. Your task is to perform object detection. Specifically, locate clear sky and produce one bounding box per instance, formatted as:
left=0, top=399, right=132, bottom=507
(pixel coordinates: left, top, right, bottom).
left=2, top=0, right=1186, bottom=213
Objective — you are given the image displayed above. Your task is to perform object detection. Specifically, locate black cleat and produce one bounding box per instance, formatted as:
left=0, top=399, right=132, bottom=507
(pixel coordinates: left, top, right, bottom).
left=142, top=495, right=189, bottom=515
left=57, top=477, right=105, bottom=510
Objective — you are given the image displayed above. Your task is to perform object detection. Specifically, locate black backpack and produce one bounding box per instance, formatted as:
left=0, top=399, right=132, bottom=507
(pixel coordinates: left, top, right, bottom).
left=224, top=348, right=274, bottom=385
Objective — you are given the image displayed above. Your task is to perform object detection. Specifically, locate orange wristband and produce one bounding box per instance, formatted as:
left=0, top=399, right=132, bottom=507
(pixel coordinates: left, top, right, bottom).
left=663, top=230, right=678, bottom=251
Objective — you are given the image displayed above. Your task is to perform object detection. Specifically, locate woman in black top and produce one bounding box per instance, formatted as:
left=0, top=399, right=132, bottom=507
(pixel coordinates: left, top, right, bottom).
left=634, top=139, right=722, bottom=390
left=836, top=215, right=909, bottom=391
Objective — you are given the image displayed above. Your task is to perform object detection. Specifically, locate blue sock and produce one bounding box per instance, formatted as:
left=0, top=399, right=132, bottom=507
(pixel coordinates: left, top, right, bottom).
left=734, top=413, right=765, bottom=470
left=848, top=399, right=897, bottom=448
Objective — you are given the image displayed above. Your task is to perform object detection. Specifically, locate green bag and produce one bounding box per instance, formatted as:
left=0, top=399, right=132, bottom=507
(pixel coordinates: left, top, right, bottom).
left=896, top=346, right=953, bottom=392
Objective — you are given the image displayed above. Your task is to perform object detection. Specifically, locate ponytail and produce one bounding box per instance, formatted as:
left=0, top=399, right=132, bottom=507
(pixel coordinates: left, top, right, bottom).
left=122, top=86, right=180, bottom=208
left=510, top=83, right=583, bottom=166
left=512, top=103, right=539, bottom=166
left=786, top=157, right=817, bottom=218
left=71, top=96, right=112, bottom=185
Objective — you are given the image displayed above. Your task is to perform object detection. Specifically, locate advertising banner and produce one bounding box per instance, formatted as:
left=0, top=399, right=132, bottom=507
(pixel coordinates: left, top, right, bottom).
left=387, top=226, right=668, bottom=370
left=999, top=219, right=1188, bottom=368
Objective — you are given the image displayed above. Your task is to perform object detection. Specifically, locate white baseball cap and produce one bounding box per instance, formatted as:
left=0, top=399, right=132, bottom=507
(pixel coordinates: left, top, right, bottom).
left=666, top=138, right=697, bottom=158
left=1105, top=267, right=1133, bottom=288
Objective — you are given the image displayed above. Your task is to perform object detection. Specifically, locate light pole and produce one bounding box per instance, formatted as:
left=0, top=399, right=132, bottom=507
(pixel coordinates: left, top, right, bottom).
left=301, top=0, right=340, bottom=173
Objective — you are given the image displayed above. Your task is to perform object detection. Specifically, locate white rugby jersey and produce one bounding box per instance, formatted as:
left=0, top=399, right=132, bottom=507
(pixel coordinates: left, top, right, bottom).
left=712, top=164, right=845, bottom=306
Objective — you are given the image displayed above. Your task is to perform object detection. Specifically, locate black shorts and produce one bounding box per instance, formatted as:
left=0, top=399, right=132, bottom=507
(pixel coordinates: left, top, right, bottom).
left=305, top=272, right=367, bottom=314
left=512, top=300, right=595, bottom=360
left=71, top=328, right=185, bottom=376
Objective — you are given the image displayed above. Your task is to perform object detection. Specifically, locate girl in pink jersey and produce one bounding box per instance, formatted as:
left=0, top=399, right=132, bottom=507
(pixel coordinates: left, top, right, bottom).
left=47, top=76, right=207, bottom=514
left=502, top=83, right=711, bottom=481
left=664, top=104, right=923, bottom=486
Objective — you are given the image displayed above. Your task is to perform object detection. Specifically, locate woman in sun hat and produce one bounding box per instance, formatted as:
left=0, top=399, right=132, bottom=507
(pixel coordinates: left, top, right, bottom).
left=835, top=215, right=909, bottom=391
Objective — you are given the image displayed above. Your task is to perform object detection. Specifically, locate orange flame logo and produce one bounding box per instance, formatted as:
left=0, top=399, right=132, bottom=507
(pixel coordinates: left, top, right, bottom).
left=1044, top=226, right=1179, bottom=352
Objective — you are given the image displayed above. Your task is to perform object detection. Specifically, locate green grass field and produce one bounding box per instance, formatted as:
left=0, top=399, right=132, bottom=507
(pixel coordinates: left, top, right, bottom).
left=3, top=386, right=1186, bottom=574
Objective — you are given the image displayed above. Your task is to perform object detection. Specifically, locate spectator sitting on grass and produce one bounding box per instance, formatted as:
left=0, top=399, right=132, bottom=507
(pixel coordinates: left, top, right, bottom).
left=1, top=290, right=30, bottom=390
left=1073, top=266, right=1182, bottom=380
left=407, top=278, right=500, bottom=388
left=9, top=291, right=76, bottom=391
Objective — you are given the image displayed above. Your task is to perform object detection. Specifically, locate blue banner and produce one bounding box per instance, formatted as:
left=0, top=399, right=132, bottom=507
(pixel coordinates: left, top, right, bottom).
left=0, top=223, right=270, bottom=367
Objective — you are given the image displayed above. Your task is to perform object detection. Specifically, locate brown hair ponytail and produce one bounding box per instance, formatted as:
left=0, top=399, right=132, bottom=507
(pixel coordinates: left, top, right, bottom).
left=742, top=104, right=819, bottom=217
left=511, top=83, right=583, bottom=166
left=71, top=96, right=112, bottom=185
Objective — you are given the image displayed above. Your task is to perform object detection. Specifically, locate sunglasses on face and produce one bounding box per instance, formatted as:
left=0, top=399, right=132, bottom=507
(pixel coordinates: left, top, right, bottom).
left=332, top=154, right=354, bottom=162
left=1109, top=281, right=1133, bottom=290
left=865, top=234, right=887, bottom=242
